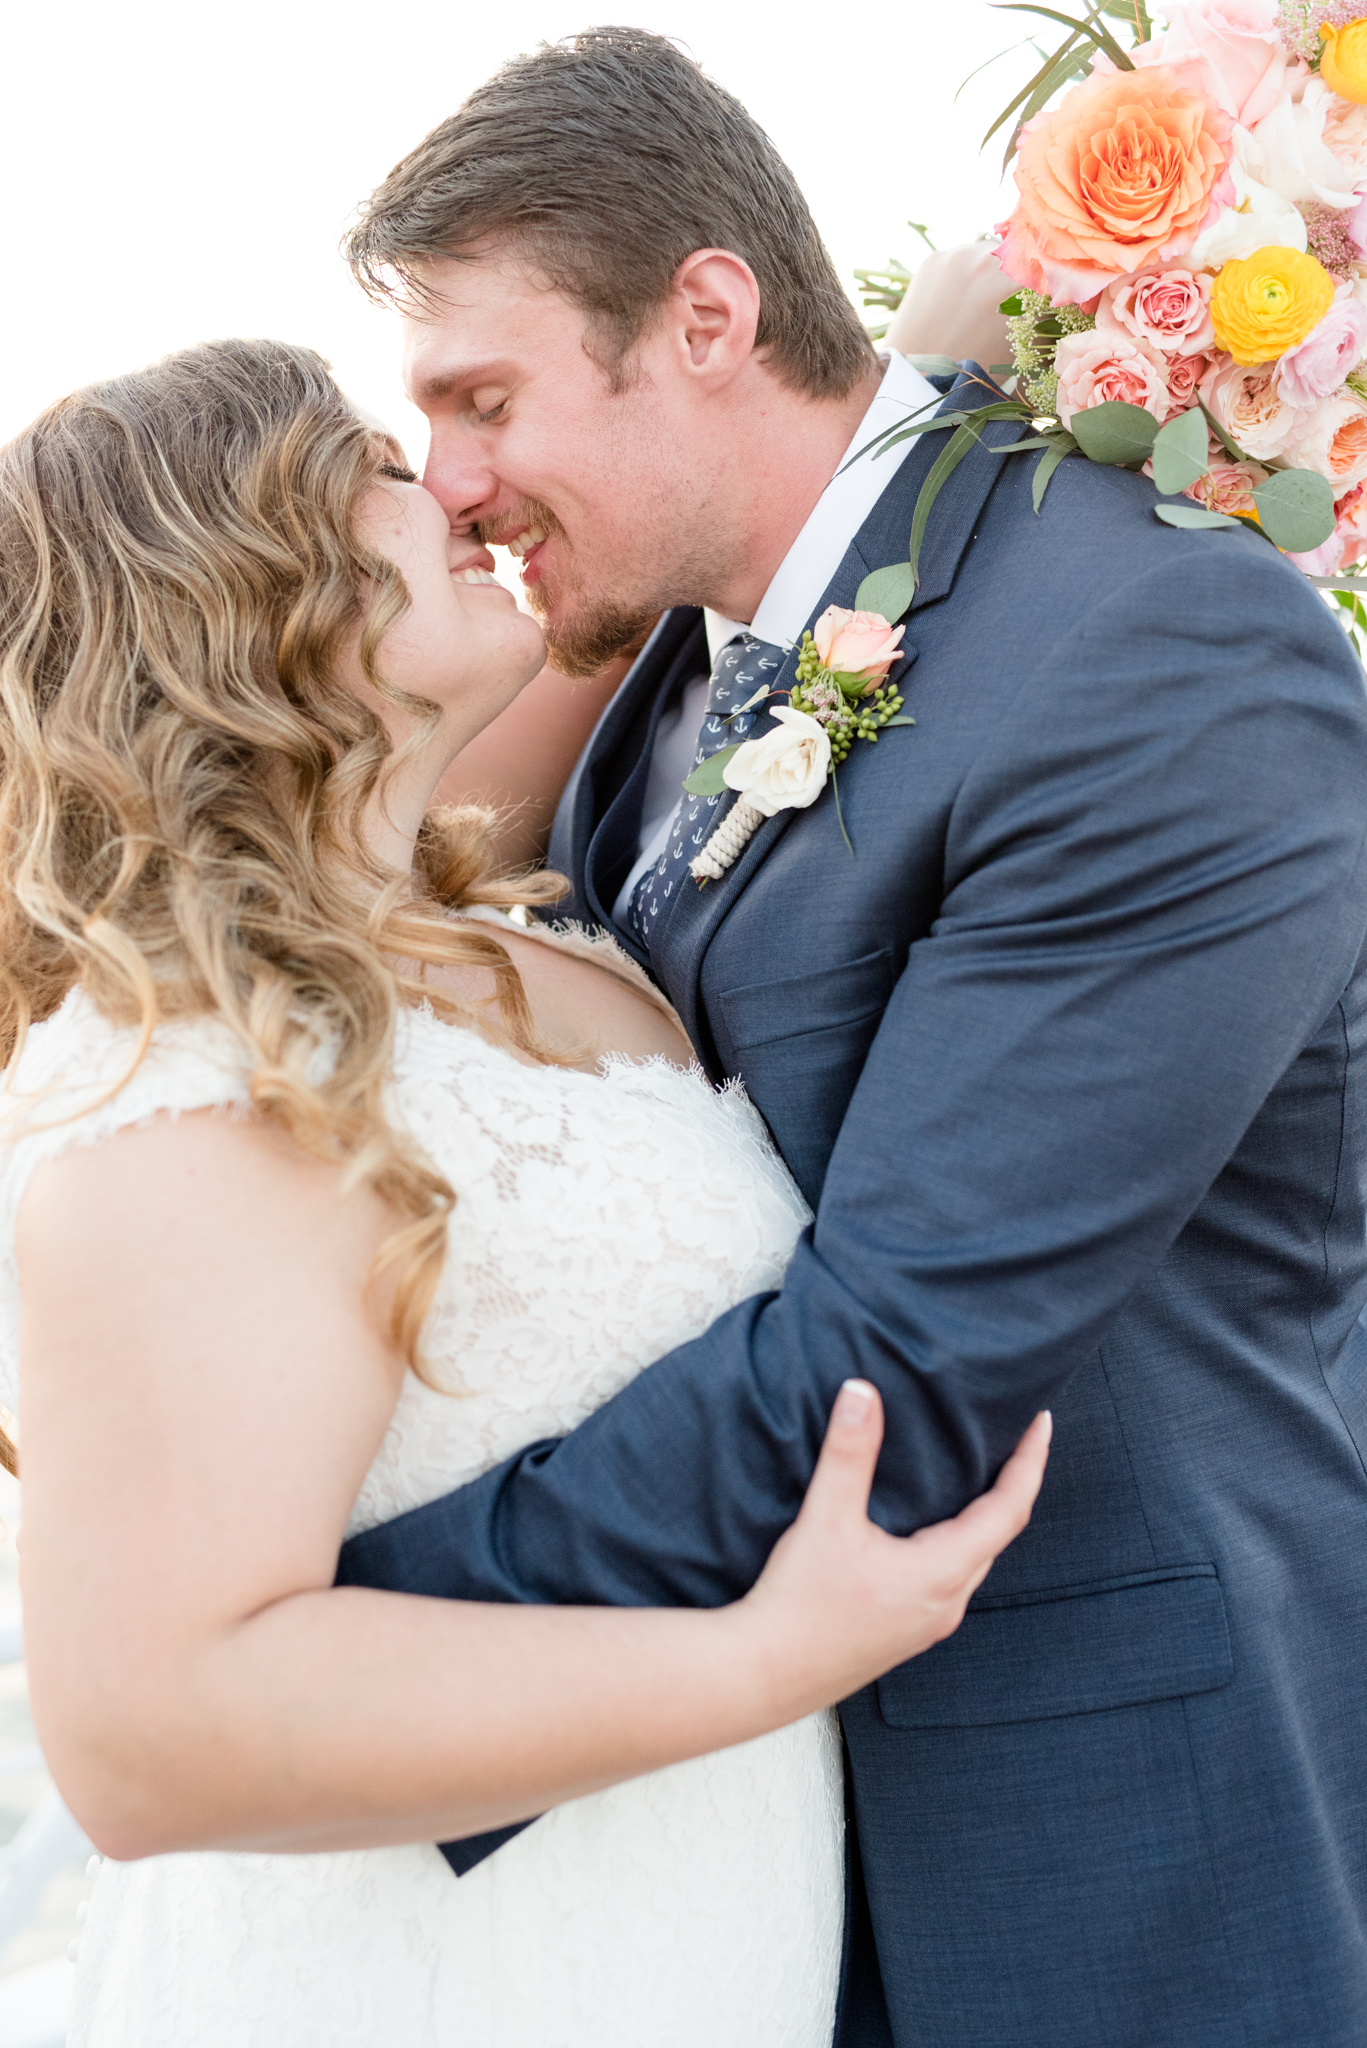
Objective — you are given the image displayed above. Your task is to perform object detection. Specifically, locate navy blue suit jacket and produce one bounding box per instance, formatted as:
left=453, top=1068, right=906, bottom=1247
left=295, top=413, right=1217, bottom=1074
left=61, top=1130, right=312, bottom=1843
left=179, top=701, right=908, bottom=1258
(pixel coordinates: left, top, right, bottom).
left=340, top=372, right=1367, bottom=2046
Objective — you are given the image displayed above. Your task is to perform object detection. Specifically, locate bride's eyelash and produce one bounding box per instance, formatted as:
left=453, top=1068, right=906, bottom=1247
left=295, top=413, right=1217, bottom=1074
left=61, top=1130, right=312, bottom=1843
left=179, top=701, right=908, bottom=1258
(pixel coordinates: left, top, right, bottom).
left=379, top=462, right=417, bottom=482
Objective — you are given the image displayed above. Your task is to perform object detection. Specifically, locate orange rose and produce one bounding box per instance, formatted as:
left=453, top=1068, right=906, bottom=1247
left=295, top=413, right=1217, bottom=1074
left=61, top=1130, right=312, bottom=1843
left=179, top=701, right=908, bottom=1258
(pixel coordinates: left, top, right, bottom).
left=997, top=64, right=1234, bottom=305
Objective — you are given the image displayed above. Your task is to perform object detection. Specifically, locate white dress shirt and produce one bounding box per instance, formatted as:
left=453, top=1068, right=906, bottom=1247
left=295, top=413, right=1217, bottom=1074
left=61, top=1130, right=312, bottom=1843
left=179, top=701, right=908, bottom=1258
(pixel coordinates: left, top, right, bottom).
left=611, top=349, right=942, bottom=929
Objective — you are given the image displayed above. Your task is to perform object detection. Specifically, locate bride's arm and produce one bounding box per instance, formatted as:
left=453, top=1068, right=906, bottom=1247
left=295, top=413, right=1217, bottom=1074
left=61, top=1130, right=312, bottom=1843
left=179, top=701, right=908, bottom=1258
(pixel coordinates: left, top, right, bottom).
left=15, top=1109, right=1046, bottom=1862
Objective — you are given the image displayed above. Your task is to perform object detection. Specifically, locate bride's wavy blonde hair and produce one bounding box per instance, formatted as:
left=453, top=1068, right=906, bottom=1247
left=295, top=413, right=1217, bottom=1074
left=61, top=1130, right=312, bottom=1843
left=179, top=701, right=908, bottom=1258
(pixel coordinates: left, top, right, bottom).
left=0, top=337, right=569, bottom=1478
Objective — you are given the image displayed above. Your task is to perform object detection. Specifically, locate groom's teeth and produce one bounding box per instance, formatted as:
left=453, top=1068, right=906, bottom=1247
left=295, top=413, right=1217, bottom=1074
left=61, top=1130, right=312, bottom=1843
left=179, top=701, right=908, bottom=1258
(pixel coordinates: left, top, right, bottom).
left=506, top=524, right=548, bottom=559
left=456, top=567, right=499, bottom=584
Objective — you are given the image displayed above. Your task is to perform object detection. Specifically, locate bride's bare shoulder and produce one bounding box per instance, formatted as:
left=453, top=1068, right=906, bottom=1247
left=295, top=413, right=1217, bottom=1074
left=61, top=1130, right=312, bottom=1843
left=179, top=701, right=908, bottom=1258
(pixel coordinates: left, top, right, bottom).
left=435, top=913, right=694, bottom=1073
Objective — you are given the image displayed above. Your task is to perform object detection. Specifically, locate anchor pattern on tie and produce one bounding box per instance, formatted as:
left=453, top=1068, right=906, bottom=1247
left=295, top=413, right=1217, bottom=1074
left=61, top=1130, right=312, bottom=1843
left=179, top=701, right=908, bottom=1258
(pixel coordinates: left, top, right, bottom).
left=628, top=633, right=784, bottom=952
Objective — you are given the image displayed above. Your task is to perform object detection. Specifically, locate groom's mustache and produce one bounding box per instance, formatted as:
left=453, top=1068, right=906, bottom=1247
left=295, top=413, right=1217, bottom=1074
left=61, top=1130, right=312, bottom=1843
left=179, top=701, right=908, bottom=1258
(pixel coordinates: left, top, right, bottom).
left=476, top=501, right=566, bottom=554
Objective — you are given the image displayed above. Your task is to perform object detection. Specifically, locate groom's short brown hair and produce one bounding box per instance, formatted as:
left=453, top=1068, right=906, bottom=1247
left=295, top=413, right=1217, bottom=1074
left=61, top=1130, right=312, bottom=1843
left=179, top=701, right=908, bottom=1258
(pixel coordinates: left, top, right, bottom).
left=344, top=26, right=876, bottom=399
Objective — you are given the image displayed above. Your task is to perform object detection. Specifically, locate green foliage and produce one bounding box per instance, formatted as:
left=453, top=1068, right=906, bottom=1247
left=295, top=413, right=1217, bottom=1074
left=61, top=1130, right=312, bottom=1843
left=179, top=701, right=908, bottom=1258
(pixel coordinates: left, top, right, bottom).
left=1150, top=408, right=1211, bottom=496
left=1006, top=288, right=1096, bottom=413
left=1198, top=399, right=1248, bottom=463
left=1329, top=586, right=1367, bottom=664
left=981, top=0, right=1150, bottom=168
left=1069, top=400, right=1159, bottom=468
left=855, top=562, right=917, bottom=620
left=682, top=744, right=742, bottom=796
left=1031, top=431, right=1078, bottom=509
left=1250, top=468, right=1336, bottom=553
left=1154, top=503, right=1243, bottom=531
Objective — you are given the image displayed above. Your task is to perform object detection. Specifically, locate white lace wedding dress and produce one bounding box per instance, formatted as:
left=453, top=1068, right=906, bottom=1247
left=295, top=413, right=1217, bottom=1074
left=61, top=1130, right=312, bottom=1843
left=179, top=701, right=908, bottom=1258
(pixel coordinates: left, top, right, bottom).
left=0, top=912, right=844, bottom=2048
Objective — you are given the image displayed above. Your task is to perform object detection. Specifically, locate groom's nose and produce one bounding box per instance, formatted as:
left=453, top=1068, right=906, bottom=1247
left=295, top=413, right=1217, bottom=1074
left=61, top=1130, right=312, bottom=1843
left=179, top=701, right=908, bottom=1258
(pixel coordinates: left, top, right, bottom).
left=421, top=424, right=499, bottom=530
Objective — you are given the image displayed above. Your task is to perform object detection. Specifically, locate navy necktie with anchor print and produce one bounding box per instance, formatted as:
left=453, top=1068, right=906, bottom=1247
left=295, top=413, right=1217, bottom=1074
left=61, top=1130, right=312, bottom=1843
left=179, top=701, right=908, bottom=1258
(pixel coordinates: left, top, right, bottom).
left=628, top=632, right=785, bottom=952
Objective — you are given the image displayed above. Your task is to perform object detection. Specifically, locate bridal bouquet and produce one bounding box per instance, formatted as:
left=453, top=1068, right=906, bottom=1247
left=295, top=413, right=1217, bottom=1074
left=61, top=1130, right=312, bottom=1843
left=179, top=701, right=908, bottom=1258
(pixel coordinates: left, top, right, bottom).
left=990, top=0, right=1367, bottom=575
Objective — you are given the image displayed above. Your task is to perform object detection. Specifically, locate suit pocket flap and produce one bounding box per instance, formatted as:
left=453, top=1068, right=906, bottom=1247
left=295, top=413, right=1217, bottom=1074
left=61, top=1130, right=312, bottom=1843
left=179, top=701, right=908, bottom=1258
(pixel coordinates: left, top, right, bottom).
left=877, top=1565, right=1233, bottom=1729
left=718, top=947, right=895, bottom=1053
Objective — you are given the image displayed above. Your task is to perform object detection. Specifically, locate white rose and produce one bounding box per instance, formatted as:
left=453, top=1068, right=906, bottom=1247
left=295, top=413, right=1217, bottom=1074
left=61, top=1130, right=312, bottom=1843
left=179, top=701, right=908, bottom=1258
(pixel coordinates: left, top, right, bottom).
left=722, top=706, right=831, bottom=817
left=1187, top=125, right=1308, bottom=267
left=1252, top=78, right=1365, bottom=209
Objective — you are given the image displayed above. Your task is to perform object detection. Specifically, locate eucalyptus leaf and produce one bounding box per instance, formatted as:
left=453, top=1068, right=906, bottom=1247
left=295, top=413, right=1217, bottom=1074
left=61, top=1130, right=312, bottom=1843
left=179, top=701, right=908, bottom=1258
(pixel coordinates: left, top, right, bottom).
left=1197, top=398, right=1246, bottom=463
left=990, top=436, right=1054, bottom=453
left=981, top=27, right=1085, bottom=154
left=682, top=743, right=743, bottom=796
left=994, top=3, right=1136, bottom=72
left=1251, top=468, right=1336, bottom=553
left=1070, top=401, right=1159, bottom=468
left=908, top=421, right=981, bottom=589
left=903, top=355, right=961, bottom=377
left=1154, top=502, right=1242, bottom=531
left=855, top=561, right=917, bottom=621
left=1150, top=407, right=1211, bottom=496
left=1032, top=434, right=1076, bottom=510
left=884, top=716, right=918, bottom=726
left=998, top=294, right=1024, bottom=316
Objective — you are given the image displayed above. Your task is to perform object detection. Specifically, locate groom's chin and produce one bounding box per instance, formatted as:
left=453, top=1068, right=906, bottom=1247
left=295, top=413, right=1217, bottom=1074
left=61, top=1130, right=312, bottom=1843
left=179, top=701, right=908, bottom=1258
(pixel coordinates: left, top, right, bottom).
left=539, top=596, right=661, bottom=680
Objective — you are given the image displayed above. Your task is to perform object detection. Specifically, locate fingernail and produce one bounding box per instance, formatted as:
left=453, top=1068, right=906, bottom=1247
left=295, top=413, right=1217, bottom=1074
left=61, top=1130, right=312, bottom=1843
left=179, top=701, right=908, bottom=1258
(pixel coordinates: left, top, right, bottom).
left=1040, top=1411, right=1053, bottom=1444
left=833, top=1379, right=874, bottom=1432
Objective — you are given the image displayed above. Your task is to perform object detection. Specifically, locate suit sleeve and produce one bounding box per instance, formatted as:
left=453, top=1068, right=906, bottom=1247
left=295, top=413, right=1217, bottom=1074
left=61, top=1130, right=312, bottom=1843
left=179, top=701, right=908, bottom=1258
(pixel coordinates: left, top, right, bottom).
left=338, top=549, right=1367, bottom=1608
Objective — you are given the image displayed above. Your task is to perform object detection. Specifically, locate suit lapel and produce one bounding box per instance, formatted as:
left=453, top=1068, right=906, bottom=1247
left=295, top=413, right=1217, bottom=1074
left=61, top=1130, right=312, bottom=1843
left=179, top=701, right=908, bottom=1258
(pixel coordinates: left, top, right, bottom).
left=653, top=367, right=1020, bottom=1059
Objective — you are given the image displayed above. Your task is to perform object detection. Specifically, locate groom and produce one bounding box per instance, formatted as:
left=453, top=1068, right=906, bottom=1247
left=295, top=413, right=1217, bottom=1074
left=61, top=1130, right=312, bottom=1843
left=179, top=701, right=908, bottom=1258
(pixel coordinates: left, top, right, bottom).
left=339, top=28, right=1367, bottom=2046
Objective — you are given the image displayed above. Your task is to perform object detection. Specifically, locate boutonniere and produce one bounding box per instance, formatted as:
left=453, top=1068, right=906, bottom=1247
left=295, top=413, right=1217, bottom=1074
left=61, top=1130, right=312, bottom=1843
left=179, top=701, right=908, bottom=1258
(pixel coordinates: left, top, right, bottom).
left=686, top=605, right=916, bottom=885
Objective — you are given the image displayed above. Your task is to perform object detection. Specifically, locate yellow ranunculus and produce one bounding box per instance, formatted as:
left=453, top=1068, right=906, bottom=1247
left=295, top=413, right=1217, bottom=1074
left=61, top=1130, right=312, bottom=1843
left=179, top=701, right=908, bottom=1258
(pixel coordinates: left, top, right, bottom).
left=1210, top=246, right=1336, bottom=367
left=1320, top=19, right=1367, bottom=104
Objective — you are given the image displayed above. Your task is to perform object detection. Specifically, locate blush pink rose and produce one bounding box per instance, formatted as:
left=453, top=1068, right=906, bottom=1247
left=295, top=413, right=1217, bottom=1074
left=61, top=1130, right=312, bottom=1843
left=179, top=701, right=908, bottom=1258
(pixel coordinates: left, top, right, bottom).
left=1288, top=479, right=1367, bottom=574
left=1096, top=268, right=1216, bottom=351
left=1282, top=390, right=1367, bottom=492
left=1201, top=356, right=1308, bottom=459
left=1276, top=293, right=1367, bottom=407
left=812, top=606, right=905, bottom=682
left=1183, top=457, right=1269, bottom=513
left=1053, top=330, right=1171, bottom=427
left=1164, top=351, right=1214, bottom=415
left=1136, top=0, right=1291, bottom=130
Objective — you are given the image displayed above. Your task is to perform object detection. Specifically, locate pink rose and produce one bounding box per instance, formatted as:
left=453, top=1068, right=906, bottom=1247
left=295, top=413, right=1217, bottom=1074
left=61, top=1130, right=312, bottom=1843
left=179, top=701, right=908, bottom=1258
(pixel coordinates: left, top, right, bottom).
left=1164, top=352, right=1214, bottom=416
left=1137, top=0, right=1291, bottom=129
left=1282, top=390, right=1367, bottom=492
left=1287, top=480, right=1367, bottom=574
left=1096, top=269, right=1216, bottom=352
left=812, top=606, right=905, bottom=683
left=1183, top=457, right=1269, bottom=514
left=1276, top=293, right=1367, bottom=407
left=1053, top=330, right=1170, bottom=428
left=1201, top=356, right=1308, bottom=459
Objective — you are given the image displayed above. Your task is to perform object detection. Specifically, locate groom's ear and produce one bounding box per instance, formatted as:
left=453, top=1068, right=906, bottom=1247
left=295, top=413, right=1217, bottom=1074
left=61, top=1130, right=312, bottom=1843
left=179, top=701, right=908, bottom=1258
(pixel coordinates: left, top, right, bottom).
left=665, top=250, right=762, bottom=388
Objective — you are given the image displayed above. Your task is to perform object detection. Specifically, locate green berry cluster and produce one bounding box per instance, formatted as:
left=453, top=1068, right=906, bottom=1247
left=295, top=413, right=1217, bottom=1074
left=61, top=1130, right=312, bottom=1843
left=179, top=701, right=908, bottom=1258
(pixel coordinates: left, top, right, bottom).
left=790, top=665, right=905, bottom=764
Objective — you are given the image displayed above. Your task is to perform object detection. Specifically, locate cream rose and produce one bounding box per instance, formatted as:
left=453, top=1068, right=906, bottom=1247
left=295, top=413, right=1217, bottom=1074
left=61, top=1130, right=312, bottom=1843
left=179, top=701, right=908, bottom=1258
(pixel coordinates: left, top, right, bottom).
left=722, top=706, right=831, bottom=818
left=1201, top=355, right=1309, bottom=458
left=1281, top=390, right=1367, bottom=492
left=1187, top=124, right=1308, bottom=265
left=1253, top=78, right=1367, bottom=209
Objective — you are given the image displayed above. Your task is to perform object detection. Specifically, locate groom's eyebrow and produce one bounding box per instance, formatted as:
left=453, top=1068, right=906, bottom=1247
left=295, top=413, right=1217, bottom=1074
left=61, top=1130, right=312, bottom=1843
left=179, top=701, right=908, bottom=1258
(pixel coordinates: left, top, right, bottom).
left=409, top=355, right=519, bottom=407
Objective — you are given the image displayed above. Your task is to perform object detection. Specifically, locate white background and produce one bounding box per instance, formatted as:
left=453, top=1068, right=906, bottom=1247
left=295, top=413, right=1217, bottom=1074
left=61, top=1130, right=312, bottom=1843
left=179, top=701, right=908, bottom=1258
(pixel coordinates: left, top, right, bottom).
left=0, top=0, right=1040, bottom=460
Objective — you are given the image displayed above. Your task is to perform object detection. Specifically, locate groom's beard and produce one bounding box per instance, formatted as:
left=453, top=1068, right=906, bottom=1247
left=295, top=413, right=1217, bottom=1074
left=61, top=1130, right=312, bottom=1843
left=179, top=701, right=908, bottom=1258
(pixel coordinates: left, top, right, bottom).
left=479, top=501, right=698, bottom=681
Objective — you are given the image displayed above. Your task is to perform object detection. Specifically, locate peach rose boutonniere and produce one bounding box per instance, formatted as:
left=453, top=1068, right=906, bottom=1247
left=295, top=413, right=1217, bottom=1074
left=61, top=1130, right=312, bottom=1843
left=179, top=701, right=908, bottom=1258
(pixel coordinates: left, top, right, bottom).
left=686, top=606, right=914, bottom=883
left=995, top=64, right=1235, bottom=304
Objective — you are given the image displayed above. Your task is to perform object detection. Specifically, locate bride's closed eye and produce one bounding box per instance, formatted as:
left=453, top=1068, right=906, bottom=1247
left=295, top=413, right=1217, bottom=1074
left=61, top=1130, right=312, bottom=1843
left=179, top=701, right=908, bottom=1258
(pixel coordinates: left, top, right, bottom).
left=379, top=462, right=418, bottom=483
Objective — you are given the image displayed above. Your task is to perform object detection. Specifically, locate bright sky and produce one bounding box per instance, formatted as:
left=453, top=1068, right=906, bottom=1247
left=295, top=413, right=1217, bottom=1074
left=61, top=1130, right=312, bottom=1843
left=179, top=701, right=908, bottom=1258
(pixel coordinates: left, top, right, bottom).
left=4, top=0, right=1041, bottom=463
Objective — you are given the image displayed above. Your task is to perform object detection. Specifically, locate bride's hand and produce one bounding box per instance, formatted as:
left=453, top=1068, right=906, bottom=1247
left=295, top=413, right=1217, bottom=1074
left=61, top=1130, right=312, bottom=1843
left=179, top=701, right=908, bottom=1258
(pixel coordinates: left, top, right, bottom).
left=742, top=1381, right=1050, bottom=1714
left=886, top=241, right=1013, bottom=372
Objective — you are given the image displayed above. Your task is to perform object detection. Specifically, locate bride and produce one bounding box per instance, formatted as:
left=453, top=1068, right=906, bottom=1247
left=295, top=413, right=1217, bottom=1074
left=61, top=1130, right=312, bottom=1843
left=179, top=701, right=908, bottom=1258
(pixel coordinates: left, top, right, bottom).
left=0, top=338, right=1047, bottom=2048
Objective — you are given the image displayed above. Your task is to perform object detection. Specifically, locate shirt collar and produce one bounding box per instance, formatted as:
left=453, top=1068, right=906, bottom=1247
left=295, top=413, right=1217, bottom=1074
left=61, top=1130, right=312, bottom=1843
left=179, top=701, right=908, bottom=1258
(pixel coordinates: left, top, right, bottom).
left=703, top=348, right=943, bottom=665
